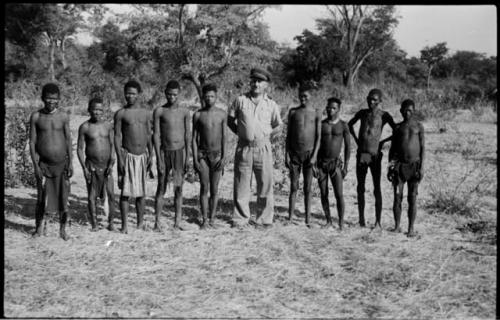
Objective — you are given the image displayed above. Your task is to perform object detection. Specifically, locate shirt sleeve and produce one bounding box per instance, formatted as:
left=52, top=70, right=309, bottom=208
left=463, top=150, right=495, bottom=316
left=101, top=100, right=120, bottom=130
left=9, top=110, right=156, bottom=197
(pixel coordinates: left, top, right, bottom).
left=270, top=101, right=283, bottom=128
left=228, top=97, right=239, bottom=118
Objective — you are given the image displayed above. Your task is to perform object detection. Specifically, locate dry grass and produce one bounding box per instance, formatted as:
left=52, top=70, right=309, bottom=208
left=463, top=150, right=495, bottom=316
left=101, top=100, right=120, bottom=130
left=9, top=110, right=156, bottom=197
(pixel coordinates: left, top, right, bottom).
left=3, top=106, right=497, bottom=318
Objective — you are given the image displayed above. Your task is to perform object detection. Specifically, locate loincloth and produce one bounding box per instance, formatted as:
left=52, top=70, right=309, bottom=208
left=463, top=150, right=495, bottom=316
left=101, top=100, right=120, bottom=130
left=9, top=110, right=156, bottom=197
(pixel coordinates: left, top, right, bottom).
left=357, top=151, right=382, bottom=168
left=161, top=147, right=185, bottom=187
left=120, top=152, right=147, bottom=197
left=39, top=158, right=70, bottom=213
left=85, top=159, right=108, bottom=199
left=198, top=149, right=223, bottom=172
left=289, top=149, right=313, bottom=176
left=316, top=157, right=343, bottom=181
left=388, top=160, right=421, bottom=184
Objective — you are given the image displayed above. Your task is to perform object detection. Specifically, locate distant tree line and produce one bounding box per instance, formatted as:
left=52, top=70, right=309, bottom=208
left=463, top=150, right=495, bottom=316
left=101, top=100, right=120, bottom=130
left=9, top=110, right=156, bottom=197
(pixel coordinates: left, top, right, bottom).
left=5, top=4, right=497, bottom=107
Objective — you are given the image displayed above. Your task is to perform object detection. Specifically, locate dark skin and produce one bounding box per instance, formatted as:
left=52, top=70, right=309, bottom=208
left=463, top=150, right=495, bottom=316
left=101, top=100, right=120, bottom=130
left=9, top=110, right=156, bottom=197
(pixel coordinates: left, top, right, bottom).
left=192, top=89, right=227, bottom=229
left=285, top=90, right=321, bottom=226
left=114, top=86, right=153, bottom=234
left=388, top=103, right=425, bottom=237
left=317, top=102, right=351, bottom=230
left=29, top=92, right=73, bottom=240
left=77, top=102, right=116, bottom=232
left=153, top=87, right=191, bottom=231
left=348, top=91, right=395, bottom=228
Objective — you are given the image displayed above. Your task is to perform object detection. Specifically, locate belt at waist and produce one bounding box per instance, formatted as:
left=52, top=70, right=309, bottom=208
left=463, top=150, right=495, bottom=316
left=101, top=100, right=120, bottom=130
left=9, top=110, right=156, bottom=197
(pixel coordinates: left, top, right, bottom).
left=238, top=137, right=270, bottom=148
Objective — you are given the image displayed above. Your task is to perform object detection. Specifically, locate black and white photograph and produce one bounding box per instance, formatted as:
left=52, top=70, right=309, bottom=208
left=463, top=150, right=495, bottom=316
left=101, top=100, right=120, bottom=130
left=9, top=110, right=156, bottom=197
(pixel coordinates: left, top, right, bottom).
left=3, top=4, right=497, bottom=318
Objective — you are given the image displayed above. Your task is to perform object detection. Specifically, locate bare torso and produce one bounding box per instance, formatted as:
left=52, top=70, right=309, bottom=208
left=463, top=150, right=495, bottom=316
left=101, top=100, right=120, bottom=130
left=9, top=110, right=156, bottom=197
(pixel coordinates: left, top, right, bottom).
left=392, top=120, right=422, bottom=162
left=288, top=106, right=318, bottom=153
left=82, top=121, right=112, bottom=166
left=318, top=120, right=346, bottom=159
left=118, top=107, right=151, bottom=155
left=34, top=111, right=69, bottom=164
left=357, top=109, right=390, bottom=154
left=158, top=105, right=189, bottom=150
left=195, top=108, right=225, bottom=151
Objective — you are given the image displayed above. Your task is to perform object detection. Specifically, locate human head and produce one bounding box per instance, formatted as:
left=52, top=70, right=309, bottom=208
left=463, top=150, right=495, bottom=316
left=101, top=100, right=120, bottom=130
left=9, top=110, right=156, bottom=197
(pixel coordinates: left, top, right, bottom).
left=88, top=97, right=105, bottom=122
left=165, top=80, right=180, bottom=105
left=326, top=97, right=341, bottom=118
left=367, top=88, right=382, bottom=110
left=298, top=84, right=313, bottom=107
left=400, top=99, right=415, bottom=121
left=124, top=80, right=141, bottom=106
left=249, top=67, right=271, bottom=95
left=202, top=83, right=217, bottom=108
left=41, top=83, right=60, bottom=113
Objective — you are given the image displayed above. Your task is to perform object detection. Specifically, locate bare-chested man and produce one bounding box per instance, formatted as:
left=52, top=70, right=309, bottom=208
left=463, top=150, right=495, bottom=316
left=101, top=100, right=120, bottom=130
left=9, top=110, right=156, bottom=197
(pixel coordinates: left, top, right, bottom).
left=192, top=83, right=227, bottom=229
left=348, top=88, right=396, bottom=228
left=153, top=80, right=191, bottom=231
left=316, top=98, right=351, bottom=230
left=114, top=80, right=153, bottom=233
left=77, top=98, right=116, bottom=232
left=29, top=83, right=73, bottom=240
left=387, top=99, right=425, bottom=237
left=285, top=85, right=321, bottom=226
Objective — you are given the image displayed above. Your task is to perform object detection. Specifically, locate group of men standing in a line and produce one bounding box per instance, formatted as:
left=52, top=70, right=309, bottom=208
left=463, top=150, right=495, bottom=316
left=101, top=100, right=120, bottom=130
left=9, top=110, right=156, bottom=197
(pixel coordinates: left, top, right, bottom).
left=28, top=66, right=425, bottom=241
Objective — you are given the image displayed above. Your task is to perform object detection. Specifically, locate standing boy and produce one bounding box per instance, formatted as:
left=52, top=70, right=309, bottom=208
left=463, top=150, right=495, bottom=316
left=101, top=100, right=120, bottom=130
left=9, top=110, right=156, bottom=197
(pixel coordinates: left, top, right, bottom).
left=316, top=98, right=351, bottom=230
left=387, top=99, right=425, bottom=237
left=77, top=97, right=116, bottom=231
left=285, top=85, right=321, bottom=226
left=192, top=84, right=227, bottom=229
left=29, top=83, right=73, bottom=240
left=153, top=80, right=191, bottom=231
left=348, top=89, right=395, bottom=228
left=114, top=80, right=153, bottom=233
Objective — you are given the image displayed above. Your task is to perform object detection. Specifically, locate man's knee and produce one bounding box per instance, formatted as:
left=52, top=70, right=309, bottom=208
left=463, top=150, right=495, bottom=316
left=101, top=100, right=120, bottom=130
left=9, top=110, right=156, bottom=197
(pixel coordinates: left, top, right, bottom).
left=200, top=182, right=209, bottom=195
left=394, top=192, right=403, bottom=205
left=290, top=177, right=299, bottom=192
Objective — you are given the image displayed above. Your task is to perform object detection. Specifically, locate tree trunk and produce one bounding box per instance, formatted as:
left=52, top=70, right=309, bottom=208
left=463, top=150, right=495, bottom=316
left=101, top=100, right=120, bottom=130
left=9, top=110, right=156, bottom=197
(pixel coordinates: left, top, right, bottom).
left=60, top=37, right=67, bottom=70
left=426, top=64, right=433, bottom=90
left=48, top=39, right=56, bottom=81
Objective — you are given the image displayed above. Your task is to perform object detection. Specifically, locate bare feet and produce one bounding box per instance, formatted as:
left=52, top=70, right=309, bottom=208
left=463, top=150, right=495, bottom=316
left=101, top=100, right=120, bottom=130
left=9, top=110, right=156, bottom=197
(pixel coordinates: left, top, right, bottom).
left=321, top=223, right=334, bottom=229
left=120, top=228, right=128, bottom=234
left=390, top=227, right=402, bottom=233
left=59, top=229, right=70, bottom=241
left=407, top=230, right=418, bottom=238
left=107, top=224, right=115, bottom=232
left=153, top=223, right=163, bottom=232
left=90, top=226, right=99, bottom=232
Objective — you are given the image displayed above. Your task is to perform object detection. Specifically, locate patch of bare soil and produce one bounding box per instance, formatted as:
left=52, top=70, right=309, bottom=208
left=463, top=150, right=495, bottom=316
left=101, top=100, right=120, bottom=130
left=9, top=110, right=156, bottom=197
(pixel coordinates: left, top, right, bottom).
left=4, top=117, right=496, bottom=318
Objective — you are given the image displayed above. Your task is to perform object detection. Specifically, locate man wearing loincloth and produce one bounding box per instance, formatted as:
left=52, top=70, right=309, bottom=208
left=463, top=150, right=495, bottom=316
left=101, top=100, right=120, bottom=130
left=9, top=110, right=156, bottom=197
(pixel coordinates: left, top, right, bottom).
left=348, top=89, right=396, bottom=229
left=29, top=83, right=73, bottom=240
left=192, top=83, right=227, bottom=229
left=77, top=97, right=116, bottom=231
left=114, top=80, right=153, bottom=233
left=316, top=97, right=351, bottom=230
left=153, top=80, right=192, bottom=231
left=387, top=99, right=425, bottom=237
left=285, top=84, right=321, bottom=227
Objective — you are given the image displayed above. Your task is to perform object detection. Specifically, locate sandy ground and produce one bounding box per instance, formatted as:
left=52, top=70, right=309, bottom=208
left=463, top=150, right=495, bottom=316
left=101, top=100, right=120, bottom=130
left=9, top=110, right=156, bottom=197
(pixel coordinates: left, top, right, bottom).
left=3, top=113, right=497, bottom=318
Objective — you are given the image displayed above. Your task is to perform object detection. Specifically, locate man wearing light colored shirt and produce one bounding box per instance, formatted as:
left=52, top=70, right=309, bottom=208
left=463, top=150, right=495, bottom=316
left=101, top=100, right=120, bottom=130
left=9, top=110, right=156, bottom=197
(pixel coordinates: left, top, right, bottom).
left=227, top=67, right=283, bottom=228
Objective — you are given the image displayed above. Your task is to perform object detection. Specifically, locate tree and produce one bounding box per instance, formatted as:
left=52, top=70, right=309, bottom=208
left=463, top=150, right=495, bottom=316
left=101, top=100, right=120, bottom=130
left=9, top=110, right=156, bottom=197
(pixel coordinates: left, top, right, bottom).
left=321, top=5, right=399, bottom=89
left=420, top=42, right=448, bottom=90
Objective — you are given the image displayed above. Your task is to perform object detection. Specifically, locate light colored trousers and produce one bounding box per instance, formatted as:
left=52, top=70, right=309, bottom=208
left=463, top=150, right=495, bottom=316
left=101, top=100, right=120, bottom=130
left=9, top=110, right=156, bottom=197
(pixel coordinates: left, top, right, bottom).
left=232, top=139, right=275, bottom=225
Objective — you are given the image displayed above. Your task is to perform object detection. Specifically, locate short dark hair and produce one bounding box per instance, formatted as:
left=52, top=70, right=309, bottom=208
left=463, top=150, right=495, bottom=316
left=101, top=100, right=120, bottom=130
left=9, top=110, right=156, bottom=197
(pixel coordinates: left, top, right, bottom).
left=202, top=83, right=217, bottom=95
left=41, top=83, right=60, bottom=99
left=165, top=80, right=180, bottom=91
left=368, top=88, right=383, bottom=98
left=401, top=99, right=415, bottom=109
left=88, top=97, right=104, bottom=110
left=327, top=97, right=342, bottom=106
left=124, top=80, right=142, bottom=93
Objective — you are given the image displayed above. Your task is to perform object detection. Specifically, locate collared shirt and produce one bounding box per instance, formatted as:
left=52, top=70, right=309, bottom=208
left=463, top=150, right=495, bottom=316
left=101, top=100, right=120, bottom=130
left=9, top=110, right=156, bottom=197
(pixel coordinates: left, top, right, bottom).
left=228, top=93, right=283, bottom=141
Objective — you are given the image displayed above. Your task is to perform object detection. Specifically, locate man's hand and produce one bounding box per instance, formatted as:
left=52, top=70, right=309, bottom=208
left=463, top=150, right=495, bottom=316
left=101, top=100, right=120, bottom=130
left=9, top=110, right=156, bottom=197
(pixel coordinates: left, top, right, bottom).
left=341, top=166, right=348, bottom=179
left=285, top=153, right=290, bottom=169
left=193, top=159, right=201, bottom=173
left=84, top=168, right=91, bottom=182
left=67, top=163, right=73, bottom=178
left=34, top=165, right=43, bottom=182
left=308, top=155, right=317, bottom=167
left=105, top=166, right=112, bottom=177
